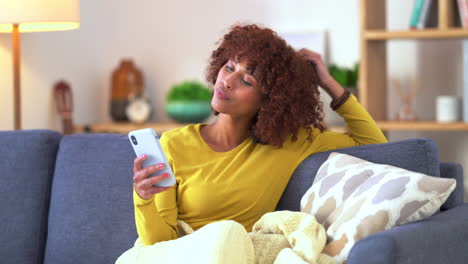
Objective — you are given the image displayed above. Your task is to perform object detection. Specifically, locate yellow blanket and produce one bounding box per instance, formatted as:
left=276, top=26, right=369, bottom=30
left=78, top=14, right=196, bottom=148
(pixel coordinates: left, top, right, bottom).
left=116, top=211, right=335, bottom=264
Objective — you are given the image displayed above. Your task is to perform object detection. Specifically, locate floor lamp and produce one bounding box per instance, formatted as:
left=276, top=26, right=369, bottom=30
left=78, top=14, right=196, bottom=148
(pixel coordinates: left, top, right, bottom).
left=0, top=0, right=80, bottom=130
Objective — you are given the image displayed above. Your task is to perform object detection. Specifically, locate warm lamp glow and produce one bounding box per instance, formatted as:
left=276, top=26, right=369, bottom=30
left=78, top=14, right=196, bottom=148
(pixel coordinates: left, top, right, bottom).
left=0, top=0, right=80, bottom=32
left=0, top=0, right=80, bottom=130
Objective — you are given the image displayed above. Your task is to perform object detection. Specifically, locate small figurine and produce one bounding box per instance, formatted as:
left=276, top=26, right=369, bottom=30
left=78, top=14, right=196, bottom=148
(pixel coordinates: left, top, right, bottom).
left=54, top=80, right=74, bottom=134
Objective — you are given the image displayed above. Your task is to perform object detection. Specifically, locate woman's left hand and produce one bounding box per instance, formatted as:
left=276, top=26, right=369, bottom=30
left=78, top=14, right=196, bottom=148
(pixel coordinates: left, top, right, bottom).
left=297, top=48, right=345, bottom=101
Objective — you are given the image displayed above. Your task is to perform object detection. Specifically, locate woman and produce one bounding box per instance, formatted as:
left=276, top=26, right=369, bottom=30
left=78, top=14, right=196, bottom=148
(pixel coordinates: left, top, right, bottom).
left=131, top=24, right=386, bottom=248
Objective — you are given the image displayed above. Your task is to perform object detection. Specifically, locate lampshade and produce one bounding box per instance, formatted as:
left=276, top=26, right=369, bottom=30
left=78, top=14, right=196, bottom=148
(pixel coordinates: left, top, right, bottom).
left=0, top=0, right=80, bottom=33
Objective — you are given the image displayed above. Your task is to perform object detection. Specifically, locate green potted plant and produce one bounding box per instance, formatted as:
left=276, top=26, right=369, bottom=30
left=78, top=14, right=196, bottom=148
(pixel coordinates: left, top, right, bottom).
left=328, top=63, right=359, bottom=94
left=165, top=80, right=212, bottom=123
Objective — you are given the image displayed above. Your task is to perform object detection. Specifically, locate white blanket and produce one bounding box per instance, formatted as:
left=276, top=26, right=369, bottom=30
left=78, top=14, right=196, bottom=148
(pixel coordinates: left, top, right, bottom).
left=116, top=211, right=335, bottom=264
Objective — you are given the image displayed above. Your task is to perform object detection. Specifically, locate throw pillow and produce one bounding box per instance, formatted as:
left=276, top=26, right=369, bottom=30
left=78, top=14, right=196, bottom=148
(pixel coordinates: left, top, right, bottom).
left=320, top=153, right=456, bottom=264
left=300, top=152, right=375, bottom=224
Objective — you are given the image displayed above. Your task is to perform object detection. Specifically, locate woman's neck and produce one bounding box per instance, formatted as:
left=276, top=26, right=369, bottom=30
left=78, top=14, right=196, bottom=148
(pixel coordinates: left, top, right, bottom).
left=201, top=114, right=252, bottom=152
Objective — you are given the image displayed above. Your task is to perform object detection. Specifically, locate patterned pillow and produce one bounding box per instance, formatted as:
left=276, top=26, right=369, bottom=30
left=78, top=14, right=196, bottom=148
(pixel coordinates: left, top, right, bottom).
left=300, top=152, right=375, bottom=224
left=316, top=153, right=456, bottom=264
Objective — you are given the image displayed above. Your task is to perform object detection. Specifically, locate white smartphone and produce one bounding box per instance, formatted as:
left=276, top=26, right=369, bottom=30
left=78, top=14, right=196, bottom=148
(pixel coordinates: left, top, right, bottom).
left=128, top=128, right=176, bottom=187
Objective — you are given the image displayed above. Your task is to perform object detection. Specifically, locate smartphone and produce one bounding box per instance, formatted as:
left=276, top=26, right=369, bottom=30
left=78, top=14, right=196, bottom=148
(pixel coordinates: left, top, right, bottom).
left=128, top=128, right=176, bottom=187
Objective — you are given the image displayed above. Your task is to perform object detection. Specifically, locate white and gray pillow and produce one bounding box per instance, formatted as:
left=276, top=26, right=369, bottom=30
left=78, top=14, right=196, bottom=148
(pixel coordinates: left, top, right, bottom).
left=301, top=152, right=456, bottom=264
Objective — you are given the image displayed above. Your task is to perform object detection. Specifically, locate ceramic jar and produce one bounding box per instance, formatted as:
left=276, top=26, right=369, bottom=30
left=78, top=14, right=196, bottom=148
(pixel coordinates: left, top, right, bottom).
left=110, top=59, right=143, bottom=121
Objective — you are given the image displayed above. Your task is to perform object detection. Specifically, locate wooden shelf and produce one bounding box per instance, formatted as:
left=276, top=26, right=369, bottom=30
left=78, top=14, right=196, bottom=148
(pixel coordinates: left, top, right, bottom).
left=364, top=29, right=468, bottom=40
left=74, top=122, right=185, bottom=134
left=74, top=122, right=348, bottom=134
left=376, top=121, right=468, bottom=131
left=74, top=121, right=468, bottom=134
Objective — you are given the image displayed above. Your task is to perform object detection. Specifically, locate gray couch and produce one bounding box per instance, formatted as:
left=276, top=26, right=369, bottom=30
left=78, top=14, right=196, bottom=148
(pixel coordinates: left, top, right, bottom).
left=1, top=129, right=467, bottom=264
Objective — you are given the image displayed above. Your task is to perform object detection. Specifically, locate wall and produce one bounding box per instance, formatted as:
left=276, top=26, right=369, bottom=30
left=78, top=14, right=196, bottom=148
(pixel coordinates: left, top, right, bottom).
left=0, top=0, right=358, bottom=129
left=0, top=0, right=466, bottom=199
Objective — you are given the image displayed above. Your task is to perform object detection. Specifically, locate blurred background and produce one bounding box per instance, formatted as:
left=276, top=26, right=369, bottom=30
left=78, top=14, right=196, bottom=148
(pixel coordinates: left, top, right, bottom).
left=0, top=0, right=466, bottom=200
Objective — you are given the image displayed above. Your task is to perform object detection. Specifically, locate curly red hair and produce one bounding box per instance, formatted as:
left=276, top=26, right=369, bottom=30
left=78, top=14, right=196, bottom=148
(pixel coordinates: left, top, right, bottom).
left=206, top=24, right=326, bottom=147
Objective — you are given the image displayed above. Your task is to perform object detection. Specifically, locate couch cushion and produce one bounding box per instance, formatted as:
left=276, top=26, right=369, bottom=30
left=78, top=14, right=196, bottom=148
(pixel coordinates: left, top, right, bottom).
left=44, top=133, right=137, bottom=264
left=317, top=153, right=455, bottom=264
left=0, top=130, right=61, bottom=264
left=277, top=138, right=442, bottom=211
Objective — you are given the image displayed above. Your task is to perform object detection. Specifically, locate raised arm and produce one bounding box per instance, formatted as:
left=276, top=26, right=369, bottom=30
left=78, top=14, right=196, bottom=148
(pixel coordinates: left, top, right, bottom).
left=297, top=48, right=387, bottom=148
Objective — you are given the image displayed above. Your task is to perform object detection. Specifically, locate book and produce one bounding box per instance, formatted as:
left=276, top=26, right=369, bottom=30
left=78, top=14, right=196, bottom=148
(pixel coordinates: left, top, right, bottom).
left=458, top=0, right=468, bottom=29
left=463, top=41, right=468, bottom=122
left=410, top=0, right=426, bottom=29
left=417, top=0, right=433, bottom=29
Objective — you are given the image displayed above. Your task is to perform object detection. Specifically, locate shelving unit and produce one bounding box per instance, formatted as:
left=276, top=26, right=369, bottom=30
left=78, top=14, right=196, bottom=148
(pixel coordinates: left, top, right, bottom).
left=74, top=122, right=184, bottom=134
left=377, top=121, right=468, bottom=131
left=74, top=122, right=348, bottom=134
left=359, top=0, right=468, bottom=131
left=365, top=29, right=468, bottom=40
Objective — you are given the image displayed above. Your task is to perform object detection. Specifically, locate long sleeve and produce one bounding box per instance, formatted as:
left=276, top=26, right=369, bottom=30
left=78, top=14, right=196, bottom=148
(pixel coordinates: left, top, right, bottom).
left=314, top=94, right=387, bottom=152
left=133, top=182, right=178, bottom=245
left=133, top=133, right=179, bottom=245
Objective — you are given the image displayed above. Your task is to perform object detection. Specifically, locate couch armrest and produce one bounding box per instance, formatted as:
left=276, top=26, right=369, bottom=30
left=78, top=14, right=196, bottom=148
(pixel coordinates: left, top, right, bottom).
left=440, top=162, right=464, bottom=211
left=347, top=203, right=468, bottom=264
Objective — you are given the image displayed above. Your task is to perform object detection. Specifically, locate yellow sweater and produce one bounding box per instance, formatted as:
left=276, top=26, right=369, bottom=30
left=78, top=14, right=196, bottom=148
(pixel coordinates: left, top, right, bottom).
left=133, top=95, right=387, bottom=245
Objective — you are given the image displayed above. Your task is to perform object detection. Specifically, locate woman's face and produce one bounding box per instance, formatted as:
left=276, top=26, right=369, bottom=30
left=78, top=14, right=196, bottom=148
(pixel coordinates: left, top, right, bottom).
left=211, top=58, right=263, bottom=120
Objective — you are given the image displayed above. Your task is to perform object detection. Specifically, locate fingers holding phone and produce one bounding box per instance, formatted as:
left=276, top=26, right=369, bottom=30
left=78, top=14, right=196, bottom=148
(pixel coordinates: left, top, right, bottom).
left=133, top=155, right=172, bottom=200
left=128, top=128, right=177, bottom=200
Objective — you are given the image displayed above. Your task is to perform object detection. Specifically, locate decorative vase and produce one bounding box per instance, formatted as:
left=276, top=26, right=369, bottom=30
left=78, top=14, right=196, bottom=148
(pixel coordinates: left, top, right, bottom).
left=392, top=78, right=418, bottom=122
left=165, top=101, right=212, bottom=123
left=396, top=102, right=417, bottom=121
left=110, top=59, right=144, bottom=122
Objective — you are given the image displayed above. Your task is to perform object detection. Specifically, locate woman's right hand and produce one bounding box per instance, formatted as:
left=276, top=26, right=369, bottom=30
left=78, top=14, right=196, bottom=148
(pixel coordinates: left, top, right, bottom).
left=297, top=48, right=345, bottom=101
left=133, top=154, right=173, bottom=200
